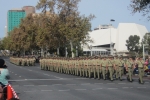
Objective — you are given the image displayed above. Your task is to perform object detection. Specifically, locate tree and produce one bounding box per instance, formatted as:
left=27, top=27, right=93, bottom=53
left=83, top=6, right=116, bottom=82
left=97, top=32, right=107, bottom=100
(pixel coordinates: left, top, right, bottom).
left=130, top=0, right=150, bottom=20
left=126, top=35, right=140, bottom=53
left=141, top=32, right=150, bottom=54
left=36, top=0, right=94, bottom=57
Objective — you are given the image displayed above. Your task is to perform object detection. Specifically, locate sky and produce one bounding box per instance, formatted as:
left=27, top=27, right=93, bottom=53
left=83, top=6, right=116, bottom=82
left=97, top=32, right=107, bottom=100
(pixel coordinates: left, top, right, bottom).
left=0, top=0, right=150, bottom=38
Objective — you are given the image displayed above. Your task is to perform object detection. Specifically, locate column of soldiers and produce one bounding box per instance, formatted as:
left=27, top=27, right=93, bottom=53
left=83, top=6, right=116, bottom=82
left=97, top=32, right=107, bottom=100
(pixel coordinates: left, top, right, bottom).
left=10, top=56, right=35, bottom=66
left=39, top=56, right=145, bottom=84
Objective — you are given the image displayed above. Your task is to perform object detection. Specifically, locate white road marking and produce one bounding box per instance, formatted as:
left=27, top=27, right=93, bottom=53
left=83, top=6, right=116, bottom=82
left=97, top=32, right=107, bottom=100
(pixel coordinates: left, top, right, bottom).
left=53, top=76, right=62, bottom=79
left=137, top=87, right=146, bottom=88
left=108, top=88, right=118, bottom=90
left=38, top=85, right=47, bottom=86
left=8, top=78, right=88, bottom=82
left=107, top=83, right=115, bottom=84
left=41, top=90, right=53, bottom=92
left=92, top=88, right=103, bottom=90
left=59, top=89, right=70, bottom=92
left=75, top=89, right=87, bottom=91
left=94, top=83, right=103, bottom=84
left=43, top=74, right=49, bottom=76
left=13, top=85, right=19, bottom=87
left=52, top=84, right=62, bottom=86
left=118, top=83, right=126, bottom=84
left=81, top=83, right=91, bottom=85
left=24, top=85, right=34, bottom=86
left=66, top=84, right=76, bottom=86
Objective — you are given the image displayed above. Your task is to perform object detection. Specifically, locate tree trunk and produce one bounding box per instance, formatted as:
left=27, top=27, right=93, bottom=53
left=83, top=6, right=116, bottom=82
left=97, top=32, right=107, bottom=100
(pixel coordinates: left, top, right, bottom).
left=70, top=40, right=74, bottom=58
left=57, top=47, right=59, bottom=56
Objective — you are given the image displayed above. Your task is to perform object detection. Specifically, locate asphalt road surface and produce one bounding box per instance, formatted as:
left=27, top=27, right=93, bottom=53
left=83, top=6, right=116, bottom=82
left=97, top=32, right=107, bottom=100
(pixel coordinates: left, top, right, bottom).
left=3, top=57, right=150, bottom=100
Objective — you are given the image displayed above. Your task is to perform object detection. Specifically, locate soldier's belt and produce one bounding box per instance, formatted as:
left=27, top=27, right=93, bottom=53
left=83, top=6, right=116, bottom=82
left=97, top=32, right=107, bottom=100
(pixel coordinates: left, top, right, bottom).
left=97, top=65, right=100, bottom=66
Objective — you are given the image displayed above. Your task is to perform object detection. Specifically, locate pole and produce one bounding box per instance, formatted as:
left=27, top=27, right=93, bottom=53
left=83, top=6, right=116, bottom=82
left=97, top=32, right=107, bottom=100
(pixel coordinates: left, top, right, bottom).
left=110, top=25, right=112, bottom=55
left=65, top=47, right=67, bottom=57
left=76, top=46, right=78, bottom=57
left=143, top=44, right=145, bottom=61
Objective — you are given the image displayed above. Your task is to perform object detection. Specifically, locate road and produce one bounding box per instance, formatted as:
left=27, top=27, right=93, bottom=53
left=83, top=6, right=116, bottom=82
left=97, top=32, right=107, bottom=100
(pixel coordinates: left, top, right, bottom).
left=3, top=57, right=150, bottom=100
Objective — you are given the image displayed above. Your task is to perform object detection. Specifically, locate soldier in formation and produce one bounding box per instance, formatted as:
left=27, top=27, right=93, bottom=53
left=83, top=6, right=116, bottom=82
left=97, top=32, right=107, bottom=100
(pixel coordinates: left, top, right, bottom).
left=39, top=56, right=145, bottom=84
left=10, top=56, right=35, bottom=67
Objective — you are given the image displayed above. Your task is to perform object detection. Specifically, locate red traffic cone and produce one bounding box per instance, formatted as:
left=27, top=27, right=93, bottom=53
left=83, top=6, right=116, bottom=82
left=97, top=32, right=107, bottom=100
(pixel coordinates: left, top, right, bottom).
left=7, top=85, right=13, bottom=100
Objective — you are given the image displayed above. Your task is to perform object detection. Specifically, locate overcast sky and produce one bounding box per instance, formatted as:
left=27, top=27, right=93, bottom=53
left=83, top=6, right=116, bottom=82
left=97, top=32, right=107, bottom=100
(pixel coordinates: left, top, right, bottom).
left=0, top=0, right=149, bottom=38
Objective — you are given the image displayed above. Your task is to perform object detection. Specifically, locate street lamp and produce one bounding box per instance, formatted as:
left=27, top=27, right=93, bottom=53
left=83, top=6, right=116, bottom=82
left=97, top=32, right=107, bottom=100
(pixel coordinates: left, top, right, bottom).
left=143, top=44, right=148, bottom=61
left=90, top=45, right=92, bottom=56
left=110, top=19, right=115, bottom=55
left=65, top=47, right=68, bottom=57
left=76, top=46, right=78, bottom=57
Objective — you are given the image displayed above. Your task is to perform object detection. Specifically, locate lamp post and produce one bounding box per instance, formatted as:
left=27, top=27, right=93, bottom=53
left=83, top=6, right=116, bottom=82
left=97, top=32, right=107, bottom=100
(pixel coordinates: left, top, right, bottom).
left=76, top=46, right=78, bottom=57
left=65, top=47, right=68, bottom=57
left=143, top=44, right=148, bottom=61
left=90, top=45, right=92, bottom=56
left=110, top=19, right=115, bottom=55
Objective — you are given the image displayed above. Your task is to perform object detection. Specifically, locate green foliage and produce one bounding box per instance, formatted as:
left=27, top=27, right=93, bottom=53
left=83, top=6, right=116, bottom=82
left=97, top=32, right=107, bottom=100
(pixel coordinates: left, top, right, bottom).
left=2, top=0, right=94, bottom=57
left=141, top=33, right=150, bottom=54
left=126, top=35, right=140, bottom=53
left=130, top=0, right=150, bottom=20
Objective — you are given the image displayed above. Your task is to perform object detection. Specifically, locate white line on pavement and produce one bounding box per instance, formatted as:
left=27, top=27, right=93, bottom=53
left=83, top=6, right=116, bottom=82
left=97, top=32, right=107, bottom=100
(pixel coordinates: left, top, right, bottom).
left=41, top=90, right=53, bottom=92
left=24, top=85, right=34, bottom=86
left=75, top=89, right=87, bottom=91
left=92, top=88, right=103, bottom=90
left=38, top=85, right=48, bottom=86
left=66, top=84, right=76, bottom=86
left=108, top=88, right=118, bottom=90
left=94, top=83, right=103, bottom=84
left=43, top=74, right=50, bottom=76
left=107, top=83, right=115, bottom=84
left=118, top=83, right=126, bottom=84
left=52, top=84, right=62, bottom=86
left=8, top=78, right=88, bottom=82
left=59, top=89, right=70, bottom=92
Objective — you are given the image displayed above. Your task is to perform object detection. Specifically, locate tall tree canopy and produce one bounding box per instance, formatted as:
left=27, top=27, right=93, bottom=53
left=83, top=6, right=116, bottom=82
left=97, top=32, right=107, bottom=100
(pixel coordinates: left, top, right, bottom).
left=126, top=35, right=140, bottom=53
left=1, top=0, right=94, bottom=57
left=130, top=0, right=150, bottom=20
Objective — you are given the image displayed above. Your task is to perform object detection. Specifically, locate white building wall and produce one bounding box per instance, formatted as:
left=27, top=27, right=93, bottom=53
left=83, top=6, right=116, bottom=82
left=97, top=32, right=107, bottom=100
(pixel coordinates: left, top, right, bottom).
left=116, top=23, right=148, bottom=52
left=84, top=23, right=148, bottom=53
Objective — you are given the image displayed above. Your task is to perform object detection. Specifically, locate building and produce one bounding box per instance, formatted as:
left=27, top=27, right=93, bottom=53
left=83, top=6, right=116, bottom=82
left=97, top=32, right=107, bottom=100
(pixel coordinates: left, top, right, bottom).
left=7, top=6, right=35, bottom=36
left=4, top=26, right=7, bottom=37
left=7, top=9, right=26, bottom=33
left=22, top=6, right=35, bottom=15
left=83, top=23, right=148, bottom=56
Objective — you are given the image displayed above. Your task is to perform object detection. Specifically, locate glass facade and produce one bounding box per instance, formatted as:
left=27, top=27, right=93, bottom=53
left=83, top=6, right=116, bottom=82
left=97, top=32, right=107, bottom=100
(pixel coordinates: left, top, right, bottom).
left=7, top=10, right=26, bottom=34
